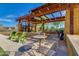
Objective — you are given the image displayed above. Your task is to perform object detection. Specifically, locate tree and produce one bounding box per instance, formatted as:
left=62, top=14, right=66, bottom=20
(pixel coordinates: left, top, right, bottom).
left=52, top=21, right=64, bottom=30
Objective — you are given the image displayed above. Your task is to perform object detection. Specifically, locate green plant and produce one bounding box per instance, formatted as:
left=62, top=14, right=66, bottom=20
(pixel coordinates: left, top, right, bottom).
left=9, top=31, right=28, bottom=43
left=19, top=32, right=27, bottom=43
left=9, top=31, right=18, bottom=41
left=0, top=47, right=9, bottom=56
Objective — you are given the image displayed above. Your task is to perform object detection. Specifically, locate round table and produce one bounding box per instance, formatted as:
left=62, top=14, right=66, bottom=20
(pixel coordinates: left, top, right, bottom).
left=33, top=35, right=47, bottom=49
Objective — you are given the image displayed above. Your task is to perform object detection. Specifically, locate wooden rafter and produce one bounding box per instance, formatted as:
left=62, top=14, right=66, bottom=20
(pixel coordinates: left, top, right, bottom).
left=17, top=3, right=79, bottom=25
left=31, top=16, right=65, bottom=24
left=31, top=3, right=69, bottom=17
left=31, top=3, right=78, bottom=17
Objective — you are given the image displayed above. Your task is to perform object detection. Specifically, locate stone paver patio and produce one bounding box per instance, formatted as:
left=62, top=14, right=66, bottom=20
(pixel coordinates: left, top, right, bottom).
left=0, top=34, right=23, bottom=51
left=0, top=34, right=68, bottom=56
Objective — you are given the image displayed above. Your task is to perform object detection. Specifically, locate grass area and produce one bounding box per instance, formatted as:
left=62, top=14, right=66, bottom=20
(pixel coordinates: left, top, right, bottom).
left=0, top=47, right=9, bottom=56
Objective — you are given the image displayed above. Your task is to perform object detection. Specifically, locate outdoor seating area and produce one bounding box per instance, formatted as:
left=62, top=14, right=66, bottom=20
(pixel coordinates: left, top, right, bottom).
left=0, top=32, right=68, bottom=56
left=0, top=3, right=79, bottom=56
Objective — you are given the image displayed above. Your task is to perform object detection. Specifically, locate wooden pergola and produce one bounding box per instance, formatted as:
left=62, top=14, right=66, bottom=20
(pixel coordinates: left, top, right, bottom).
left=17, top=3, right=79, bottom=34
left=17, top=3, right=79, bottom=56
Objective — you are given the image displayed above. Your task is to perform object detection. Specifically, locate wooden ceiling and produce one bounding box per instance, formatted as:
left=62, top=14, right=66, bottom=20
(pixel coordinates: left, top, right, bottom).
left=17, top=3, right=79, bottom=24
left=31, top=3, right=68, bottom=17
left=31, top=3, right=78, bottom=17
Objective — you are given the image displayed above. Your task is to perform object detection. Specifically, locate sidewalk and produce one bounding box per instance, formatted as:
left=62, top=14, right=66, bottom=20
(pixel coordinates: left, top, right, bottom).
left=0, top=34, right=22, bottom=51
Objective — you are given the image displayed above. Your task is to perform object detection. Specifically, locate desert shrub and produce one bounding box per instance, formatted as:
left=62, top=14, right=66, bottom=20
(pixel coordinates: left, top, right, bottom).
left=9, top=31, right=28, bottom=43
left=0, top=47, right=9, bottom=56
left=9, top=31, right=18, bottom=41
left=19, top=32, right=27, bottom=43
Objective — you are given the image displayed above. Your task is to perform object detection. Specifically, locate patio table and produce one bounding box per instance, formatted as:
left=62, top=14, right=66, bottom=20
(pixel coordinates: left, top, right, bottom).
left=33, top=35, right=47, bottom=49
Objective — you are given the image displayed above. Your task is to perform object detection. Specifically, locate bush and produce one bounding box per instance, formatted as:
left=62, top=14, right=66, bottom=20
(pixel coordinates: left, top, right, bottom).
left=9, top=31, right=27, bottom=43
left=0, top=47, right=9, bottom=56
left=19, top=32, right=27, bottom=43
left=9, top=31, right=18, bottom=41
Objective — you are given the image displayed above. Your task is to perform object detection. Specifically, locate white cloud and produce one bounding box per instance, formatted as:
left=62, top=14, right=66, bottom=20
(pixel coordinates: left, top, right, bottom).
left=0, top=14, right=18, bottom=22
left=5, top=15, right=18, bottom=20
left=0, top=18, right=12, bottom=22
left=6, top=15, right=17, bottom=18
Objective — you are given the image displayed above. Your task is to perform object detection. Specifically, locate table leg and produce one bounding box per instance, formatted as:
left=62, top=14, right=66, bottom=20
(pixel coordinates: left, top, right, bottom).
left=39, top=39, right=41, bottom=49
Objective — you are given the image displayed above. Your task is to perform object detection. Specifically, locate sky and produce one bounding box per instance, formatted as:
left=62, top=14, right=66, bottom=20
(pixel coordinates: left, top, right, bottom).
left=0, top=3, right=44, bottom=27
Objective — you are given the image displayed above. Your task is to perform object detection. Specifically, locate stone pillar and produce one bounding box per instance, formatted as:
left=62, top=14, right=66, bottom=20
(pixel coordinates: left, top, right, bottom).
left=65, top=4, right=79, bottom=56
left=65, top=4, right=79, bottom=35
left=18, top=21, right=22, bottom=31
left=65, top=5, right=74, bottom=56
left=64, top=8, right=71, bottom=34
left=73, top=6, right=79, bottom=35
left=32, top=24, right=35, bottom=32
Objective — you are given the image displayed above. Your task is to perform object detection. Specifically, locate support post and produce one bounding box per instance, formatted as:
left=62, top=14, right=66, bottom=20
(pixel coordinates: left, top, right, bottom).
left=18, top=20, right=22, bottom=31
left=70, top=5, right=74, bottom=34
left=35, top=24, right=37, bottom=32
left=42, top=23, right=44, bottom=32
left=28, top=22, right=30, bottom=32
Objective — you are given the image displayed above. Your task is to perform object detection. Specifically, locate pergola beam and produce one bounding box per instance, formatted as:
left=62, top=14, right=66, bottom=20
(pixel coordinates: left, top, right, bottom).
left=31, top=4, right=78, bottom=17
left=32, top=16, right=65, bottom=24
left=17, top=3, right=78, bottom=22
left=31, top=4, right=69, bottom=17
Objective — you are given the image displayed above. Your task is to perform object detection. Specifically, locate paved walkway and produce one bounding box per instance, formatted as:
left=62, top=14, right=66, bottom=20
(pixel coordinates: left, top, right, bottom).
left=0, top=34, right=23, bottom=51
left=47, top=34, right=68, bottom=56
left=0, top=34, right=68, bottom=56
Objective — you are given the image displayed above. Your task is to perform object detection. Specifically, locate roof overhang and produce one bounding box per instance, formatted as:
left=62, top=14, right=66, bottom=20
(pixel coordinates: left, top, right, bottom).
left=17, top=3, right=79, bottom=24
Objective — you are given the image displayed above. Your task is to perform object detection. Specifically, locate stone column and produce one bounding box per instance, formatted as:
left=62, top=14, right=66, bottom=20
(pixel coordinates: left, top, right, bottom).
left=73, top=5, right=79, bottom=35
left=65, top=5, right=74, bottom=56
left=64, top=8, right=70, bottom=34
left=65, top=4, right=79, bottom=56
left=65, top=4, right=79, bottom=35
left=18, top=20, right=22, bottom=31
